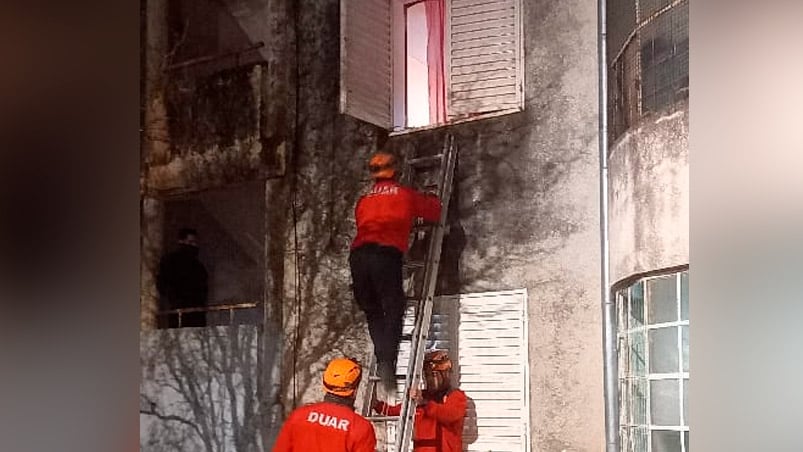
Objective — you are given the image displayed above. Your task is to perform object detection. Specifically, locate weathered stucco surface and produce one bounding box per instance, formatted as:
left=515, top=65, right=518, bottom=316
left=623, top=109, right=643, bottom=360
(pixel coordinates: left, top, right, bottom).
left=140, top=326, right=270, bottom=451
left=277, top=0, right=386, bottom=407
left=608, top=101, right=689, bottom=285
left=141, top=0, right=292, bottom=197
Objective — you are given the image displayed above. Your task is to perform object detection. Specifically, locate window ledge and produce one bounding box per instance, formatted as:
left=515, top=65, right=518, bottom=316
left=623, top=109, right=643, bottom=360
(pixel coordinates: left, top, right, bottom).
left=389, top=108, right=522, bottom=136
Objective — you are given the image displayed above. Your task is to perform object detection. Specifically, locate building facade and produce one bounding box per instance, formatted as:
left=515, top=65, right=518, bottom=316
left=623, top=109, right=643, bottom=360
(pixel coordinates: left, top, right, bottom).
left=139, top=0, right=688, bottom=450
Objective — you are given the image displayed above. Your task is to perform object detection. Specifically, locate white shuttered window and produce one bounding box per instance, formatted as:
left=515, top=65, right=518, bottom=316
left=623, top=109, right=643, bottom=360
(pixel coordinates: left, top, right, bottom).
left=340, top=0, right=393, bottom=128
left=394, top=289, right=531, bottom=452
left=340, top=0, right=524, bottom=131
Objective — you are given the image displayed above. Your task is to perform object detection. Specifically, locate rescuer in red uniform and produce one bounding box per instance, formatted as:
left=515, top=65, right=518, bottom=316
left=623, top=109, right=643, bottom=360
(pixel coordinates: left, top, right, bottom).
left=373, top=350, right=467, bottom=452
left=349, top=152, right=442, bottom=389
left=273, top=357, right=376, bottom=452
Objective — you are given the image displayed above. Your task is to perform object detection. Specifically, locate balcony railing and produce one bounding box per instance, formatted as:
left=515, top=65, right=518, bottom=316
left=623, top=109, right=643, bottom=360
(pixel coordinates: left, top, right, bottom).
left=157, top=302, right=261, bottom=328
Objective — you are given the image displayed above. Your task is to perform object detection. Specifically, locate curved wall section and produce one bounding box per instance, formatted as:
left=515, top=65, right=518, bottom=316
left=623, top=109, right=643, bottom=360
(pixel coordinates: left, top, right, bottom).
left=608, top=101, right=689, bottom=284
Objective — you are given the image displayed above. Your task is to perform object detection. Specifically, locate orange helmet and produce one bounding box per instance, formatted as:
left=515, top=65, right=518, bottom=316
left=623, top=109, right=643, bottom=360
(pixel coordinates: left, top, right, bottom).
left=424, top=350, right=452, bottom=372
left=323, top=357, right=362, bottom=397
left=368, top=152, right=397, bottom=180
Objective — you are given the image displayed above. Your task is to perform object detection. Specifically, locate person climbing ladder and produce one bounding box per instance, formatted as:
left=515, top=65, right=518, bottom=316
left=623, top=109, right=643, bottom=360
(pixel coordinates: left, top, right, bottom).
left=349, top=151, right=442, bottom=390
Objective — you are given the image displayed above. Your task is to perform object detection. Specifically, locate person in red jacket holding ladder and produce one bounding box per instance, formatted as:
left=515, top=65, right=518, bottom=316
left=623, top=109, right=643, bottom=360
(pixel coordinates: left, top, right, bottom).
left=373, top=350, right=467, bottom=452
left=273, top=357, right=376, bottom=452
left=350, top=152, right=442, bottom=389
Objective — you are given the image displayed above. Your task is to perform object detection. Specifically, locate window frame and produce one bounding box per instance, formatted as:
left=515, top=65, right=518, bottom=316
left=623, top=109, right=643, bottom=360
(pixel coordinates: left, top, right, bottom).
left=616, top=269, right=689, bottom=452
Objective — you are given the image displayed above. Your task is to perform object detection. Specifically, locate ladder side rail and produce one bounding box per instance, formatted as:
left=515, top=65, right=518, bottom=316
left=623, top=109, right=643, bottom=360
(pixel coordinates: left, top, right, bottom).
left=359, top=354, right=378, bottom=417
left=396, top=135, right=457, bottom=452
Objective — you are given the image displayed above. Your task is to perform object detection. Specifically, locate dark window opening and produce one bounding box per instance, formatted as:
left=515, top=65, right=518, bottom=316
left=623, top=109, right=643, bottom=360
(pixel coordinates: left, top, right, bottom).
left=157, top=181, right=265, bottom=329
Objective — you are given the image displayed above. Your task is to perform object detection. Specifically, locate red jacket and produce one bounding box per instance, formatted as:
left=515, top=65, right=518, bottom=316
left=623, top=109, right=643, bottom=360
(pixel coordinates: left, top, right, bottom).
left=351, top=180, right=442, bottom=254
left=374, top=389, right=467, bottom=452
left=273, top=401, right=376, bottom=452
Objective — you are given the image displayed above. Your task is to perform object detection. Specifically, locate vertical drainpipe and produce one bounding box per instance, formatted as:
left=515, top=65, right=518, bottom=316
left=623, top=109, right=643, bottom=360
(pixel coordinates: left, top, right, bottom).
left=597, top=0, right=619, bottom=450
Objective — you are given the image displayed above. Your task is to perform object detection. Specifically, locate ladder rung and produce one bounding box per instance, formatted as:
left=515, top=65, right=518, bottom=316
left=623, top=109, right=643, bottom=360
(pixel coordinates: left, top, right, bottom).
left=412, top=223, right=434, bottom=232
left=367, top=415, right=400, bottom=422
left=407, top=154, right=443, bottom=168
left=368, top=374, right=406, bottom=382
left=403, top=261, right=425, bottom=271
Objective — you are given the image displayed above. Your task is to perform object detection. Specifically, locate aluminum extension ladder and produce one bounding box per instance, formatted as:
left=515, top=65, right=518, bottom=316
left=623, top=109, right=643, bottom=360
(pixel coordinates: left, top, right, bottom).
left=360, top=134, right=457, bottom=452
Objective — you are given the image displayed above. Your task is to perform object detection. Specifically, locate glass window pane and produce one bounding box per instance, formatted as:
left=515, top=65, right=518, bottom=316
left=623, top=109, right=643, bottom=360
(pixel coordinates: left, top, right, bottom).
left=633, top=427, right=649, bottom=452
left=649, top=327, right=679, bottom=373
left=619, top=379, right=630, bottom=425
left=682, top=325, right=689, bottom=372
left=652, top=430, right=681, bottom=452
left=633, top=378, right=648, bottom=425
left=650, top=379, right=680, bottom=425
left=685, top=430, right=690, bottom=451
left=618, top=290, right=628, bottom=331
left=405, top=2, right=430, bottom=128
left=632, top=331, right=647, bottom=377
left=618, top=335, right=630, bottom=375
left=683, top=379, right=689, bottom=425
left=648, top=275, right=678, bottom=324
left=619, top=427, right=629, bottom=450
left=630, top=281, right=644, bottom=328
left=681, top=272, right=689, bottom=320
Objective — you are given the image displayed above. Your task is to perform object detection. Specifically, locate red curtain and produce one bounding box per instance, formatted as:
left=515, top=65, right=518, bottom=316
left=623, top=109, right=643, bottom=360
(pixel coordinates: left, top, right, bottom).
left=425, top=0, right=446, bottom=124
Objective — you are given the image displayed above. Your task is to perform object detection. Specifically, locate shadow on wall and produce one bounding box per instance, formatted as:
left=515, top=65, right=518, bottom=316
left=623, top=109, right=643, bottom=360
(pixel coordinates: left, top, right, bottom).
left=277, top=110, right=389, bottom=404
left=140, top=325, right=281, bottom=452
left=438, top=205, right=467, bottom=295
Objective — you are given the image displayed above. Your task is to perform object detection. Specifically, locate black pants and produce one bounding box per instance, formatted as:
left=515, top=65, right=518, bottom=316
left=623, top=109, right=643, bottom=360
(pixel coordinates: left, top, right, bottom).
left=349, top=244, right=406, bottom=365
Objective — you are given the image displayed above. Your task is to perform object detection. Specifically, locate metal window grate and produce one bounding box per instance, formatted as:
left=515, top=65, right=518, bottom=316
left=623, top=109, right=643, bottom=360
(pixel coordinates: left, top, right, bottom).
left=607, top=0, right=689, bottom=145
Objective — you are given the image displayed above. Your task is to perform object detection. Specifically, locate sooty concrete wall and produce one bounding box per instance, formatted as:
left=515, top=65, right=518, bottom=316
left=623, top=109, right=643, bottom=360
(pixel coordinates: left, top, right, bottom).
left=608, top=101, right=689, bottom=285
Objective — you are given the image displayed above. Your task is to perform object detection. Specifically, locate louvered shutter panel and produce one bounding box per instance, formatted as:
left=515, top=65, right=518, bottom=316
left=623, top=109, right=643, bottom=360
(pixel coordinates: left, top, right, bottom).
left=395, top=290, right=531, bottom=452
left=340, top=0, right=393, bottom=129
left=457, top=290, right=531, bottom=452
left=447, top=0, right=524, bottom=118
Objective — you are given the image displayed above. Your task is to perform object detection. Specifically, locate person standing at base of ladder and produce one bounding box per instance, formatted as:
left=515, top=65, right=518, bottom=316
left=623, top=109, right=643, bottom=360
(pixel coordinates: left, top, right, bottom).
left=273, top=357, right=376, bottom=452
left=373, top=351, right=467, bottom=452
left=350, top=151, right=442, bottom=390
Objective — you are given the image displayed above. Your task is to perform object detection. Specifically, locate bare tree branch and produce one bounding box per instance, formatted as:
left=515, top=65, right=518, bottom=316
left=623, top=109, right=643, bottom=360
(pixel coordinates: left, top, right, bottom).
left=140, top=395, right=205, bottom=440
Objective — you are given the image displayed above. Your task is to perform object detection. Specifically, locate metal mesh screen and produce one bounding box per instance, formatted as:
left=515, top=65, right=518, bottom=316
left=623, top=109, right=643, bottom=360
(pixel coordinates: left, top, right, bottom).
left=607, top=0, right=689, bottom=144
left=638, top=0, right=673, bottom=18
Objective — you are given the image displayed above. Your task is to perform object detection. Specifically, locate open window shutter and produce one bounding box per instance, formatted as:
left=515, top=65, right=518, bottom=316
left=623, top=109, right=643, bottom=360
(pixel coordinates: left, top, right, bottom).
left=340, top=0, right=392, bottom=129
left=446, top=0, right=524, bottom=119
